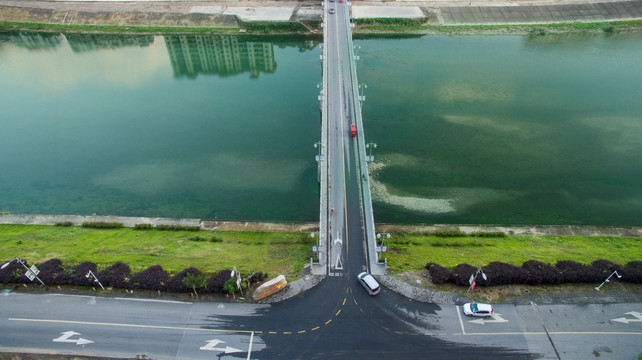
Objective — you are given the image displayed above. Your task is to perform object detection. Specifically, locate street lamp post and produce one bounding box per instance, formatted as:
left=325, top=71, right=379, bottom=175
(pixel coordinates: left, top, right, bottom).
left=375, top=233, right=390, bottom=262
left=466, top=268, right=487, bottom=296
left=314, top=141, right=323, bottom=162
left=85, top=270, right=104, bottom=290
left=1, top=258, right=45, bottom=286
left=595, top=270, right=622, bottom=291
left=366, top=142, right=377, bottom=163
left=359, top=83, right=367, bottom=102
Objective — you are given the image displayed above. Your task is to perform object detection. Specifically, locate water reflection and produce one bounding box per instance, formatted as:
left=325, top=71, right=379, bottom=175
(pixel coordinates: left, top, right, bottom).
left=164, top=35, right=277, bottom=79
left=1, top=32, right=63, bottom=50
left=65, top=33, right=154, bottom=52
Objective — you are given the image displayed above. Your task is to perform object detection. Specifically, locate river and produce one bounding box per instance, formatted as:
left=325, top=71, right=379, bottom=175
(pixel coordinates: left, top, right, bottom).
left=1, top=32, right=640, bottom=225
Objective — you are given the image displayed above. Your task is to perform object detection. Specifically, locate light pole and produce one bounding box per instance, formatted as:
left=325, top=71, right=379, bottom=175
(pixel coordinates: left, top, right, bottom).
left=595, top=270, right=622, bottom=291
left=359, top=83, right=367, bottom=102
left=375, top=233, right=390, bottom=262
left=1, top=258, right=45, bottom=286
left=366, top=142, right=377, bottom=163
left=314, top=141, right=323, bottom=162
left=466, top=268, right=487, bottom=296
left=85, top=270, right=104, bottom=290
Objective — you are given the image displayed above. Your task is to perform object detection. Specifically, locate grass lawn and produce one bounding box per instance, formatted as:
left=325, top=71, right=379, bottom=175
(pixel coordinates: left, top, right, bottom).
left=383, top=232, right=642, bottom=273
left=2, top=225, right=640, bottom=281
left=0, top=225, right=315, bottom=280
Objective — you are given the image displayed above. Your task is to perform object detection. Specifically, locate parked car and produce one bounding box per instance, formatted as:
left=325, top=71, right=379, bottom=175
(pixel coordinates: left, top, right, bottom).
left=329, top=7, right=335, bottom=14
left=462, top=302, right=493, bottom=317
left=357, top=272, right=380, bottom=295
left=350, top=124, right=357, bottom=137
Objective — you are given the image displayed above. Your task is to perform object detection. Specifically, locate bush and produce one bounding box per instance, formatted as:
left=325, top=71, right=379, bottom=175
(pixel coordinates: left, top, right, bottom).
left=56, top=262, right=98, bottom=286
left=425, top=262, right=452, bottom=285
left=156, top=224, right=200, bottom=232
left=188, top=236, right=207, bottom=242
left=523, top=260, right=562, bottom=285
left=484, top=262, right=528, bottom=286
left=81, top=222, right=123, bottom=229
left=451, top=264, right=478, bottom=286
left=166, top=267, right=204, bottom=293
left=223, top=278, right=238, bottom=294
left=207, top=269, right=233, bottom=293
left=96, top=262, right=131, bottom=288
left=471, top=231, right=506, bottom=238
left=433, top=230, right=466, bottom=237
left=620, top=266, right=642, bottom=284
left=210, top=235, right=224, bottom=243
left=182, top=272, right=208, bottom=295
left=37, top=258, right=65, bottom=285
left=592, top=259, right=621, bottom=274
left=134, top=223, right=153, bottom=230
left=555, top=260, right=603, bottom=283
left=55, top=221, right=73, bottom=227
left=247, top=271, right=268, bottom=285
left=129, top=265, right=169, bottom=291
left=0, top=260, right=26, bottom=284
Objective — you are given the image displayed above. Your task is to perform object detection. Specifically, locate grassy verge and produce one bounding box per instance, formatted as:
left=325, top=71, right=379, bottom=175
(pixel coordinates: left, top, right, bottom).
left=354, top=18, right=642, bottom=34
left=3, top=18, right=642, bottom=36
left=383, top=232, right=642, bottom=273
left=0, top=225, right=315, bottom=280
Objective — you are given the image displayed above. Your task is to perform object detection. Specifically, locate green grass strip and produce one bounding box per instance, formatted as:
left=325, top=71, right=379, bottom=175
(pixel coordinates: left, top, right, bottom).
left=0, top=224, right=315, bottom=280
left=384, top=232, right=642, bottom=273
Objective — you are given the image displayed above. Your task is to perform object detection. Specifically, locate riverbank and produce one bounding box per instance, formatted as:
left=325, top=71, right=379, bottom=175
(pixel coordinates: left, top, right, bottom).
left=1, top=0, right=642, bottom=35
left=2, top=213, right=641, bottom=236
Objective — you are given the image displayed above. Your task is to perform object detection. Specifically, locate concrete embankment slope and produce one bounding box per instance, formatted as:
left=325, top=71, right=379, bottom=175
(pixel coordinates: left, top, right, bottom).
left=1, top=213, right=641, bottom=237
left=1, top=0, right=641, bottom=28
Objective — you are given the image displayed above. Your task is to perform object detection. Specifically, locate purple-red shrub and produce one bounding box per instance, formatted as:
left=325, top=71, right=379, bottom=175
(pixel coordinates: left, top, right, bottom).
left=425, top=262, right=453, bottom=285
left=129, top=265, right=170, bottom=291
left=96, top=262, right=131, bottom=288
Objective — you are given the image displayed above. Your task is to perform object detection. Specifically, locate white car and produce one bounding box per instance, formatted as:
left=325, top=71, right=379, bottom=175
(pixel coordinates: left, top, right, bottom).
left=462, top=302, right=493, bottom=317
left=357, top=272, right=380, bottom=296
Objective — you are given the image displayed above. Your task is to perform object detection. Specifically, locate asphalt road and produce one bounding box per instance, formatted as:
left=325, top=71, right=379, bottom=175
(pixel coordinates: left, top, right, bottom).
left=2, top=289, right=641, bottom=359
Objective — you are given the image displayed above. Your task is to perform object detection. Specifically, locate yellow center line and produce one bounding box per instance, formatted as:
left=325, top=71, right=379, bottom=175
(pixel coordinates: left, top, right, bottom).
left=325, top=319, right=332, bottom=325
left=342, top=298, right=346, bottom=306
left=269, top=331, right=277, bottom=335
left=283, top=331, right=292, bottom=335
left=311, top=326, right=320, bottom=331
left=353, top=298, right=358, bottom=305
left=298, top=330, right=306, bottom=334
left=335, top=309, right=342, bottom=317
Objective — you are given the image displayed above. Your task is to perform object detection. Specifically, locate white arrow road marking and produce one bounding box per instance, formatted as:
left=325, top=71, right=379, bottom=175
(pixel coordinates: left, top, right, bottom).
left=200, top=339, right=242, bottom=354
left=469, top=313, right=509, bottom=325
left=612, top=311, right=642, bottom=324
left=53, top=331, right=94, bottom=345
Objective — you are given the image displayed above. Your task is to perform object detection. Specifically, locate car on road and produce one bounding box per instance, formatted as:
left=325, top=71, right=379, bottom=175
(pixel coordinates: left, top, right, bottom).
left=357, top=272, right=380, bottom=295
left=462, top=302, right=493, bottom=317
left=350, top=124, right=357, bottom=137
left=329, top=7, right=335, bottom=14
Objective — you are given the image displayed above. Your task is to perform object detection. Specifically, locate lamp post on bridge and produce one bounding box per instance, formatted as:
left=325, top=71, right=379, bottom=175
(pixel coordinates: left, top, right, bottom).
left=375, top=233, right=390, bottom=262
left=359, top=83, right=367, bottom=102
left=366, top=142, right=377, bottom=163
left=314, top=141, right=323, bottom=162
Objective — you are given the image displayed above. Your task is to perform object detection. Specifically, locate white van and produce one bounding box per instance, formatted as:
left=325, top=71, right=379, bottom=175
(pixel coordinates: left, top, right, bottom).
left=357, top=272, right=380, bottom=296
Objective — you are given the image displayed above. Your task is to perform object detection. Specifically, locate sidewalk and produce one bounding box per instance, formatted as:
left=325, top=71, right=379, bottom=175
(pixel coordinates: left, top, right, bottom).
left=1, top=0, right=641, bottom=25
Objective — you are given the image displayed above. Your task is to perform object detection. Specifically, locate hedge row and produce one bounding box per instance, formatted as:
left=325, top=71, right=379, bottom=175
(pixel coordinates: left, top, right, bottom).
left=426, top=260, right=642, bottom=286
left=0, top=259, right=268, bottom=294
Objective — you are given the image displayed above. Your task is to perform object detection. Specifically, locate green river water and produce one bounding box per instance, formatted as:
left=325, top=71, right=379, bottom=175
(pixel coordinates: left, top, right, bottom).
left=0, top=32, right=640, bottom=225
